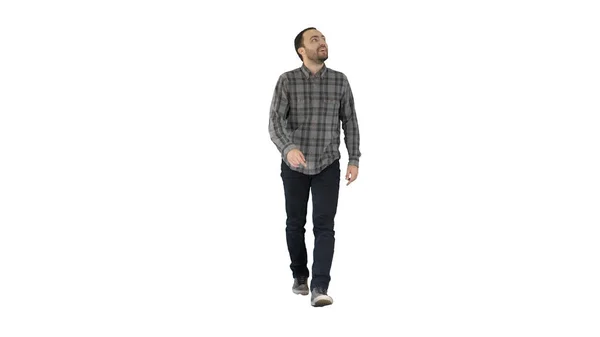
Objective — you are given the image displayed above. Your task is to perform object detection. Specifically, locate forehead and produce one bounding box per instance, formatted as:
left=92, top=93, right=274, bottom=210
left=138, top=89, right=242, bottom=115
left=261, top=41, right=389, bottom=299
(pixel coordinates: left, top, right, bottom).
left=303, top=29, right=325, bottom=41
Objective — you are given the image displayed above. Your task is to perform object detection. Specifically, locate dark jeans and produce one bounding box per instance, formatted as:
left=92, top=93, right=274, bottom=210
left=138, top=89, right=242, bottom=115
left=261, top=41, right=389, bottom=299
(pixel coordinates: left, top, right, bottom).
left=280, top=159, right=340, bottom=290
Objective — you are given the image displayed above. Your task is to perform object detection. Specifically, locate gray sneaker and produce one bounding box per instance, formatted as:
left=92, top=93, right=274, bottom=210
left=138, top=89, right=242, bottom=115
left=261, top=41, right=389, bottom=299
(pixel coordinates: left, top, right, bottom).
left=292, top=276, right=309, bottom=295
left=311, top=287, right=333, bottom=307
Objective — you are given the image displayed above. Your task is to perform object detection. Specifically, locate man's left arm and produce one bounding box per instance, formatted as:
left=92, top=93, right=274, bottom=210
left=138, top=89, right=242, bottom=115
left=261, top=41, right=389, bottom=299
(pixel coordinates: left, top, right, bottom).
left=340, top=75, right=361, bottom=184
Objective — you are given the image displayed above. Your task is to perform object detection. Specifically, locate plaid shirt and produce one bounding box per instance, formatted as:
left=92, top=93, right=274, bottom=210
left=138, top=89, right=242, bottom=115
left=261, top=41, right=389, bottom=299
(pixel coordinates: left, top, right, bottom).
left=269, top=64, right=361, bottom=175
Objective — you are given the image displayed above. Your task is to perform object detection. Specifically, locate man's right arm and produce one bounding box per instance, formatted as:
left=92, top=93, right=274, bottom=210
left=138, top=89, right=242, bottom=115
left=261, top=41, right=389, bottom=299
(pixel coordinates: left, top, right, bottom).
left=269, top=75, right=297, bottom=158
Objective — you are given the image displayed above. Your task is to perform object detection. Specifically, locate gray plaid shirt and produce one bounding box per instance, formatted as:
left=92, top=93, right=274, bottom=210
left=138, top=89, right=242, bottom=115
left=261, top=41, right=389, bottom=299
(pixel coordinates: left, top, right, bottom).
left=269, top=64, right=361, bottom=175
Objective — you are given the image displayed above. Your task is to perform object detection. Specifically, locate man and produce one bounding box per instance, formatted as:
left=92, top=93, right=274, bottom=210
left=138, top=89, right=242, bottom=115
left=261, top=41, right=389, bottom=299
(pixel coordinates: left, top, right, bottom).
left=268, top=27, right=361, bottom=307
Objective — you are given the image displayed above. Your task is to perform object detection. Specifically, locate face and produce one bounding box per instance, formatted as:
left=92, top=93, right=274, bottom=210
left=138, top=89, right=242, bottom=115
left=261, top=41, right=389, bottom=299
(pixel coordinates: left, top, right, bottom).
left=300, top=29, right=328, bottom=63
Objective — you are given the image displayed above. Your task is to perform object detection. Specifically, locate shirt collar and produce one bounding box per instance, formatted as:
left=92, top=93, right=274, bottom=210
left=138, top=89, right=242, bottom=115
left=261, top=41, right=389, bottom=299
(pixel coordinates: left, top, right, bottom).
left=300, top=63, right=328, bottom=79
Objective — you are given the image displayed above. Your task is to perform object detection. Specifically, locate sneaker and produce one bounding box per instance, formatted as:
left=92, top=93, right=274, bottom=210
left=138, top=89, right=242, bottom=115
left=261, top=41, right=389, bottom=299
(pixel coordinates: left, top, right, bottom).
left=292, top=276, right=309, bottom=295
left=311, top=287, right=333, bottom=307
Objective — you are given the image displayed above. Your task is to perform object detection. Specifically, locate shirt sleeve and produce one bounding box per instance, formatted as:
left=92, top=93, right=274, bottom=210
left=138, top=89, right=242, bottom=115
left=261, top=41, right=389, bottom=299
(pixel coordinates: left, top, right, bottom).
left=269, top=75, right=297, bottom=158
left=340, top=75, right=361, bottom=167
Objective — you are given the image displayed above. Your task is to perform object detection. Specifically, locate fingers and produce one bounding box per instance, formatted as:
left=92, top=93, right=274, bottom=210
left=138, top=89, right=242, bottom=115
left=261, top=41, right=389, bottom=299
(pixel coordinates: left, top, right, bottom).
left=299, top=152, right=307, bottom=168
left=289, top=150, right=305, bottom=168
left=345, top=167, right=353, bottom=184
left=346, top=167, right=358, bottom=186
left=288, top=150, right=307, bottom=168
left=293, top=150, right=306, bottom=168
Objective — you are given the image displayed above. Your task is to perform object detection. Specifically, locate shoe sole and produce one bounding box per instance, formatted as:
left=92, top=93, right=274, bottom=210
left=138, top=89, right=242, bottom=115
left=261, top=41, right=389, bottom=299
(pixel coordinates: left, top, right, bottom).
left=311, top=295, right=333, bottom=307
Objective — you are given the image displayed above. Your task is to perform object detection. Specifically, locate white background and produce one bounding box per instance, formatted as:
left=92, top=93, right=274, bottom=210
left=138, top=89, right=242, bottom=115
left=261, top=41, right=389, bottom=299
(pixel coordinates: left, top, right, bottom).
left=1, top=0, right=599, bottom=336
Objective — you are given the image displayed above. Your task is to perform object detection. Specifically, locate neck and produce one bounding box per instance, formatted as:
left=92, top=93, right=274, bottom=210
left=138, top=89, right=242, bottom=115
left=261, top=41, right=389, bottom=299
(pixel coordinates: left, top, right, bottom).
left=303, top=60, right=324, bottom=75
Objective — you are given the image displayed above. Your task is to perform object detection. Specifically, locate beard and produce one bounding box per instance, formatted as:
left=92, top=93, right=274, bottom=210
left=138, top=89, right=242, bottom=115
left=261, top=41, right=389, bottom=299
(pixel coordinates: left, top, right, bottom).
left=308, top=49, right=328, bottom=63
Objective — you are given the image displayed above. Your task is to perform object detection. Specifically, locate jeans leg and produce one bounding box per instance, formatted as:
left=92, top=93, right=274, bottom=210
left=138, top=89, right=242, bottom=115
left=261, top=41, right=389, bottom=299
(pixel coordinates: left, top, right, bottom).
left=310, top=160, right=340, bottom=290
left=281, top=161, right=311, bottom=278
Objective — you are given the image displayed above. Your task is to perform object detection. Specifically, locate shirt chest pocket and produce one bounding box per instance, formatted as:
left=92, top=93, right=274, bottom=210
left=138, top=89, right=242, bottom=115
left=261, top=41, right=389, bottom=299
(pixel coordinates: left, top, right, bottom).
left=322, top=99, right=340, bottom=126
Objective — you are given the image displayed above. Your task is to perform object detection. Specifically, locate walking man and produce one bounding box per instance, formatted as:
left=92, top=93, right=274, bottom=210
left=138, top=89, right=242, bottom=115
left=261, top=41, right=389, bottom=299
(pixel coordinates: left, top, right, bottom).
left=268, top=27, right=361, bottom=307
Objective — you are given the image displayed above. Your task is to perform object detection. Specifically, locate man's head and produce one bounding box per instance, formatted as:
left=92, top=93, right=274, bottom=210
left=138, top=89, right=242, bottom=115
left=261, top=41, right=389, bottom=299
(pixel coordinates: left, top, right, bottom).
left=294, top=27, right=328, bottom=63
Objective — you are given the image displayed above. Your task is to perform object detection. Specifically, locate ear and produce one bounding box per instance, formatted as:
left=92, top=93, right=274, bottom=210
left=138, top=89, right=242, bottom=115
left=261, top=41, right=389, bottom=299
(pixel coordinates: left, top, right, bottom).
left=297, top=47, right=304, bottom=56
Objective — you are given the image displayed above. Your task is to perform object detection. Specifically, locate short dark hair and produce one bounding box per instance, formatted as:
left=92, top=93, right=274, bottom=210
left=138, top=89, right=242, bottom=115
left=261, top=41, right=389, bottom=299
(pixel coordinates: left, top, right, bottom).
left=294, top=27, right=317, bottom=61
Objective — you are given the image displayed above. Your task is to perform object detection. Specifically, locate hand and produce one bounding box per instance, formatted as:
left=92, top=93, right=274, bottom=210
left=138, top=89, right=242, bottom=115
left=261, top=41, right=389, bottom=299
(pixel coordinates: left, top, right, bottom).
left=345, top=165, right=358, bottom=186
left=287, top=149, right=307, bottom=168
